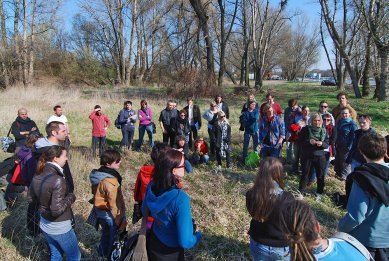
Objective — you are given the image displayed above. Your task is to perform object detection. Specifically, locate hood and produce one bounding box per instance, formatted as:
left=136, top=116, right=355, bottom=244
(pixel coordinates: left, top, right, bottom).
left=353, top=163, right=389, bottom=206
left=17, top=147, right=33, bottom=162
left=139, top=165, right=155, bottom=178
left=89, top=169, right=115, bottom=185
left=145, top=182, right=180, bottom=215
left=35, top=137, right=54, bottom=149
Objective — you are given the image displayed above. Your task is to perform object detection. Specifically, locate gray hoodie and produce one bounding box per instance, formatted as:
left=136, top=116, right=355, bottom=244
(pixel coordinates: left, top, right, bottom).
left=89, top=169, right=114, bottom=186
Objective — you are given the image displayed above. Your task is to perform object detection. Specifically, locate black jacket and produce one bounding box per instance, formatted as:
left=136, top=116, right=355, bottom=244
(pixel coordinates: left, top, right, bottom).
left=183, top=104, right=202, bottom=129
left=298, top=126, right=329, bottom=158
left=159, top=108, right=177, bottom=130
left=214, top=122, right=231, bottom=149
left=28, top=163, right=75, bottom=222
left=11, top=117, right=40, bottom=147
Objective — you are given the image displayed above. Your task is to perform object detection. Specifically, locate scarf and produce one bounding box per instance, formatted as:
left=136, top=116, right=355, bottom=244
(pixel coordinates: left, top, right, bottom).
left=325, top=124, right=333, bottom=137
left=339, top=117, right=352, bottom=129
left=307, top=125, right=326, bottom=141
left=219, top=121, right=229, bottom=157
left=97, top=166, right=122, bottom=185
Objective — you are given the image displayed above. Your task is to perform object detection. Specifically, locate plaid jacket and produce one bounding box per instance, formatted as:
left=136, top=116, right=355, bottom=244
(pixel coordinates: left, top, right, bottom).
left=258, top=115, right=286, bottom=146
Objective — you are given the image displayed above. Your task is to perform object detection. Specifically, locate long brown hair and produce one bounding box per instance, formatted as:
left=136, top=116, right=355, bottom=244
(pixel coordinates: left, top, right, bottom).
left=246, top=157, right=285, bottom=222
left=37, top=146, right=66, bottom=174
left=279, top=200, right=318, bottom=261
left=153, top=149, right=183, bottom=193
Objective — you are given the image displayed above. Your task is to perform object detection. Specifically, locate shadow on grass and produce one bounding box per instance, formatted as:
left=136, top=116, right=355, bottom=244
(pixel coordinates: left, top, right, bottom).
left=187, top=231, right=251, bottom=260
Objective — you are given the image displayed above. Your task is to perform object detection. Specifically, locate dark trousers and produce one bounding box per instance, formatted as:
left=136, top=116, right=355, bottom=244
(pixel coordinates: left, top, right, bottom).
left=188, top=125, right=198, bottom=149
left=147, top=229, right=184, bottom=261
left=121, top=125, right=135, bottom=148
left=299, top=155, right=326, bottom=194
left=216, top=147, right=230, bottom=168
left=27, top=201, right=40, bottom=236
left=162, top=131, right=175, bottom=147
left=92, top=136, right=106, bottom=157
left=367, top=247, right=389, bottom=261
left=208, top=128, right=216, bottom=155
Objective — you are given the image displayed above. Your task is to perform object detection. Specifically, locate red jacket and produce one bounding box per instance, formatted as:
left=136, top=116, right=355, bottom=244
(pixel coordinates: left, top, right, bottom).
left=194, top=140, right=209, bottom=155
left=89, top=111, right=110, bottom=137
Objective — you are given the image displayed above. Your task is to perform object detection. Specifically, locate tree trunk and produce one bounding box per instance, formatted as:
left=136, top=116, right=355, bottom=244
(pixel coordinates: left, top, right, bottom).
left=0, top=0, right=9, bottom=87
left=22, top=0, right=28, bottom=87
left=28, top=0, right=36, bottom=87
left=14, top=0, right=22, bottom=83
left=361, top=32, right=372, bottom=96
left=377, top=46, right=388, bottom=101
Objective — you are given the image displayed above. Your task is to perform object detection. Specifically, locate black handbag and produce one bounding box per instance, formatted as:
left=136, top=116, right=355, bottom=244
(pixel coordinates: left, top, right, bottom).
left=1, top=127, right=16, bottom=153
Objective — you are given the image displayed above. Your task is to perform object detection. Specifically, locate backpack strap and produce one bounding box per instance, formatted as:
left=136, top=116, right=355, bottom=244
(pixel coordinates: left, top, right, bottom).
left=7, top=127, right=12, bottom=137
left=332, top=232, right=373, bottom=261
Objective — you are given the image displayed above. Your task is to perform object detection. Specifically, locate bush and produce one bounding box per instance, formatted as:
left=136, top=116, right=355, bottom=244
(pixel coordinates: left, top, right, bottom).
left=163, top=68, right=220, bottom=98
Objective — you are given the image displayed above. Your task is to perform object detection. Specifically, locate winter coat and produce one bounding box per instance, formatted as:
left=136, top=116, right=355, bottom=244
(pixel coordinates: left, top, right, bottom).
left=11, top=117, right=40, bottom=147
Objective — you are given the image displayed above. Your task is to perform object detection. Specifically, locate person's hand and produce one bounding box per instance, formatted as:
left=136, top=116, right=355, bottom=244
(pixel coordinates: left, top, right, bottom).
left=316, top=141, right=322, bottom=146
left=310, top=139, right=316, bottom=145
left=163, top=129, right=168, bottom=134
left=31, top=127, right=36, bottom=131
left=104, top=127, right=108, bottom=131
left=94, top=108, right=100, bottom=112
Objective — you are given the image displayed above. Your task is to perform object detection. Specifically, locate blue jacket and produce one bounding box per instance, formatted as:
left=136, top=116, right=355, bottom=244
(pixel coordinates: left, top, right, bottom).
left=338, top=163, right=389, bottom=248
left=242, top=109, right=259, bottom=134
left=119, top=109, right=137, bottom=127
left=336, top=119, right=357, bottom=151
left=142, top=183, right=201, bottom=248
left=347, top=128, right=375, bottom=164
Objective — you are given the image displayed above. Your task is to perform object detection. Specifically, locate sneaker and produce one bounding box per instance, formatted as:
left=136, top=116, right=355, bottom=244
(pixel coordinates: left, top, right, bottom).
left=296, top=193, right=304, bottom=200
left=217, top=165, right=222, bottom=171
left=315, top=193, right=323, bottom=202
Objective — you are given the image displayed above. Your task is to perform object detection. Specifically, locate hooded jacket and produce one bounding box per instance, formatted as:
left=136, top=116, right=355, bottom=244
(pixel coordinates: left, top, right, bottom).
left=142, top=183, right=201, bottom=249
left=134, top=165, right=155, bottom=203
left=338, top=163, right=389, bottom=248
left=90, top=167, right=126, bottom=227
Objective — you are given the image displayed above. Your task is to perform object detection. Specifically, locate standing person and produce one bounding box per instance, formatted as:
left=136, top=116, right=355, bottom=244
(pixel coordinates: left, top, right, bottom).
left=89, top=105, right=111, bottom=157
left=332, top=91, right=357, bottom=123
left=47, top=105, right=71, bottom=148
left=260, top=92, right=282, bottom=118
left=346, top=115, right=375, bottom=171
left=142, top=149, right=202, bottom=260
left=137, top=99, right=154, bottom=150
left=118, top=101, right=137, bottom=150
left=279, top=200, right=370, bottom=261
left=89, top=150, right=127, bottom=258
left=214, top=111, right=231, bottom=169
left=258, top=104, right=285, bottom=158
left=284, top=99, right=302, bottom=165
left=11, top=107, right=40, bottom=149
left=171, top=110, right=190, bottom=144
left=242, top=100, right=259, bottom=161
left=338, top=133, right=389, bottom=261
left=28, top=146, right=80, bottom=261
left=335, top=107, right=357, bottom=180
left=215, top=94, right=230, bottom=119
left=246, top=157, right=294, bottom=261
left=318, top=101, right=335, bottom=126
left=159, top=100, right=178, bottom=147
left=298, top=113, right=329, bottom=200
left=239, top=94, right=259, bottom=131
left=202, top=101, right=219, bottom=155
left=183, top=96, right=202, bottom=149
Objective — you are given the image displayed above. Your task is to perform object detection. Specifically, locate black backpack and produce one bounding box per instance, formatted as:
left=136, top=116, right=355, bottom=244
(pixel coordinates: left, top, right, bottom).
left=110, top=231, right=139, bottom=261
left=115, top=111, right=122, bottom=129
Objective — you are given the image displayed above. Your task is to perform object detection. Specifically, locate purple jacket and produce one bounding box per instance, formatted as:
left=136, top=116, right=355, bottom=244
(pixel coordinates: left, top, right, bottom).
left=138, top=107, right=152, bottom=126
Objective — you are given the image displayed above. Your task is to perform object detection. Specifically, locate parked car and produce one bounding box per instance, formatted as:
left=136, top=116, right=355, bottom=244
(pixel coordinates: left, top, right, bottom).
left=321, top=79, right=336, bottom=86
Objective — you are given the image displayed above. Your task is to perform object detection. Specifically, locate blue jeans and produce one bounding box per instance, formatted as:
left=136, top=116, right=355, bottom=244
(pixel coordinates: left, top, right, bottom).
left=137, top=124, right=154, bottom=149
left=185, top=159, right=193, bottom=173
left=197, top=155, right=209, bottom=164
left=121, top=125, right=135, bottom=147
left=250, top=238, right=290, bottom=261
left=243, top=132, right=259, bottom=160
left=92, top=136, right=106, bottom=157
left=96, top=209, right=118, bottom=258
left=260, top=145, right=281, bottom=158
left=42, top=229, right=81, bottom=261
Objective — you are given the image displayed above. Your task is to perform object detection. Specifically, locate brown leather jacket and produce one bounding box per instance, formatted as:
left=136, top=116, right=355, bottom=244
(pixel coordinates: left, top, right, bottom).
left=28, top=163, right=75, bottom=222
left=91, top=177, right=126, bottom=229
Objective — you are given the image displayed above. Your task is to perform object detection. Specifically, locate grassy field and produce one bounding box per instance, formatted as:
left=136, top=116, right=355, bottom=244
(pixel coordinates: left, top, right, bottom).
left=0, top=82, right=388, bottom=260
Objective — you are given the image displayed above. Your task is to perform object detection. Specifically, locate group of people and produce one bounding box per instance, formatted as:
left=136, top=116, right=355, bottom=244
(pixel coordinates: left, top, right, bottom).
left=2, top=90, right=389, bottom=261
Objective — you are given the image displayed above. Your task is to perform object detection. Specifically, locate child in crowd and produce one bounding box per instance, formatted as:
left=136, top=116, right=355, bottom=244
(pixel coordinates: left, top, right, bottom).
left=89, top=150, right=126, bottom=258
left=194, top=137, right=209, bottom=164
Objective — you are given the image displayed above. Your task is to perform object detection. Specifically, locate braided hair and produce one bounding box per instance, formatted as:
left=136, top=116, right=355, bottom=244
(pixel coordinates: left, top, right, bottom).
left=279, top=200, right=318, bottom=261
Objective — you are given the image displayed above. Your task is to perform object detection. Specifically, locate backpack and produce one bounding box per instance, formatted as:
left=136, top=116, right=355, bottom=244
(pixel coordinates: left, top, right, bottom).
left=110, top=231, right=139, bottom=261
left=115, top=111, right=122, bottom=129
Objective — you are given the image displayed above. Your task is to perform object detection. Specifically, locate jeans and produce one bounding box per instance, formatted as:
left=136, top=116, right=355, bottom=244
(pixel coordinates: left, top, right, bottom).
left=335, top=146, right=351, bottom=179
left=243, top=132, right=259, bottom=160
left=250, top=238, right=290, bottom=261
left=260, top=145, right=281, bottom=158
left=188, top=125, right=198, bottom=149
left=42, top=229, right=81, bottom=261
left=137, top=124, right=154, bottom=149
left=162, top=130, right=175, bottom=147
left=121, top=125, right=135, bottom=148
left=92, top=136, right=106, bottom=157
left=197, top=155, right=209, bottom=164
left=291, top=142, right=300, bottom=172
left=351, top=159, right=362, bottom=172
left=185, top=159, right=193, bottom=173
left=96, top=209, right=118, bottom=258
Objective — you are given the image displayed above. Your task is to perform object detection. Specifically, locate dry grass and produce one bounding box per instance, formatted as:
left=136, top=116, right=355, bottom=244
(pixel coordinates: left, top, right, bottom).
left=0, top=84, right=349, bottom=260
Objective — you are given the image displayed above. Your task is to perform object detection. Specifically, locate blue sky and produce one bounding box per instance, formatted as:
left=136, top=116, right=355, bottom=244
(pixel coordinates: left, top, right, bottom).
left=59, top=0, right=330, bottom=69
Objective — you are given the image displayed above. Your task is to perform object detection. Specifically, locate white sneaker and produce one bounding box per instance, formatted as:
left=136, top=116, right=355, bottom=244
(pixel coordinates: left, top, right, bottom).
left=315, top=193, right=323, bottom=202
left=296, top=193, right=304, bottom=200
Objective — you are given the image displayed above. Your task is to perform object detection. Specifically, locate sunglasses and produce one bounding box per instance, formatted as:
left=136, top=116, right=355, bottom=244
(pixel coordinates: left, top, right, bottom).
left=220, top=115, right=225, bottom=118
left=324, top=118, right=331, bottom=121
left=175, top=164, right=185, bottom=169
left=320, top=105, right=328, bottom=108
left=180, top=114, right=186, bottom=117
